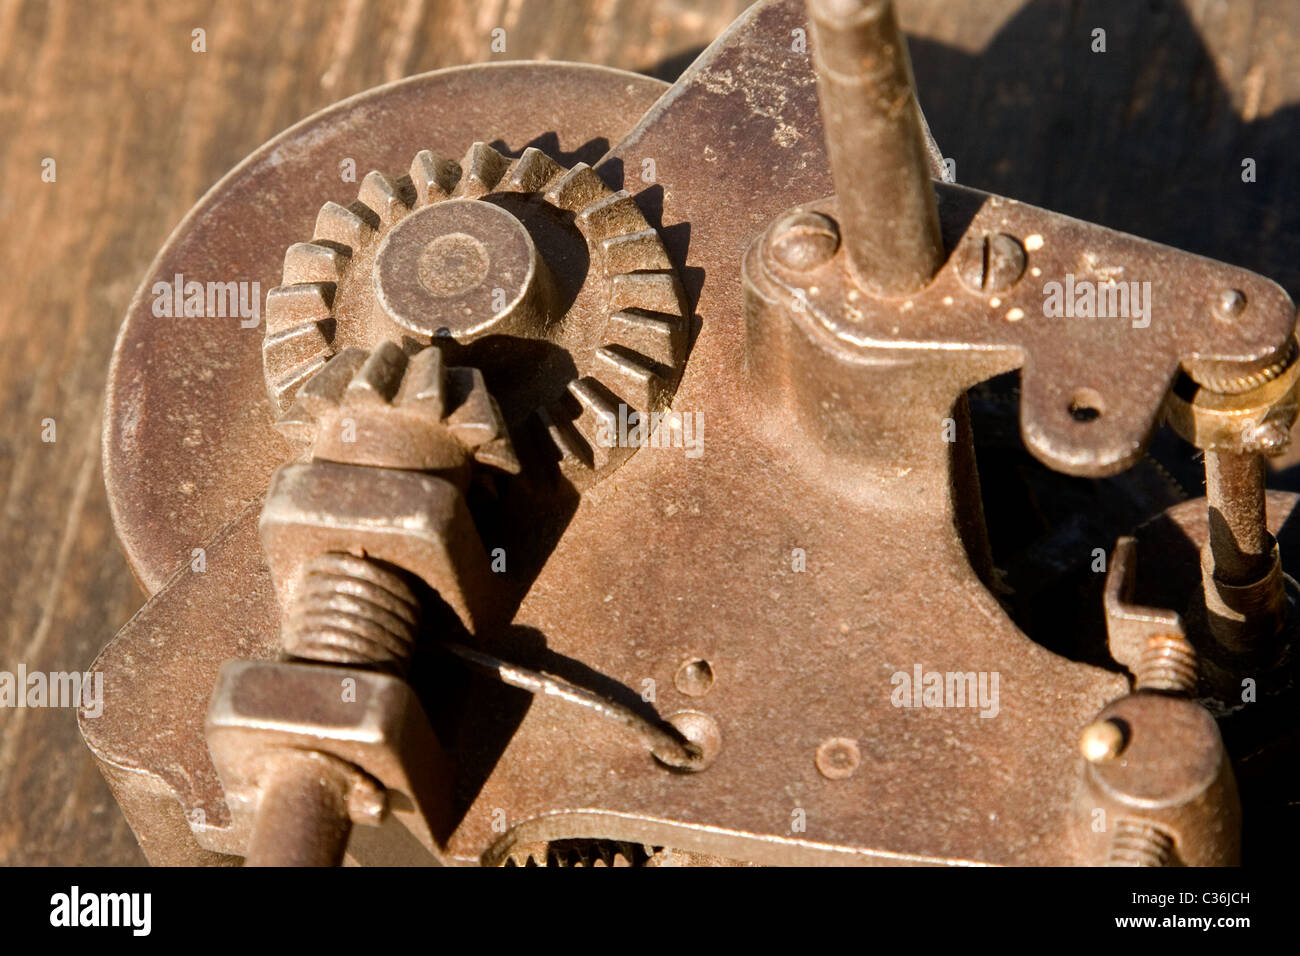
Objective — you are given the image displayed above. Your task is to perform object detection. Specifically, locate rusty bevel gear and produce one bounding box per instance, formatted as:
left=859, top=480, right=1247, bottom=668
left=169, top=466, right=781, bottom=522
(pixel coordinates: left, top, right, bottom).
left=274, top=339, right=520, bottom=477
left=262, top=142, right=689, bottom=488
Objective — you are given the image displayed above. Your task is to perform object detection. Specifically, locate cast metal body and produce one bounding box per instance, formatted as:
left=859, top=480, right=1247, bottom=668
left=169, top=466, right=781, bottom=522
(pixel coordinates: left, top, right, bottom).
left=84, top=0, right=1299, bottom=866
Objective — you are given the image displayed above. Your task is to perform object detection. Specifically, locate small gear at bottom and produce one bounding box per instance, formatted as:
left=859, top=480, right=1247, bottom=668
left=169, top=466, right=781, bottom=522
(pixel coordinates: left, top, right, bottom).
left=274, top=340, right=519, bottom=477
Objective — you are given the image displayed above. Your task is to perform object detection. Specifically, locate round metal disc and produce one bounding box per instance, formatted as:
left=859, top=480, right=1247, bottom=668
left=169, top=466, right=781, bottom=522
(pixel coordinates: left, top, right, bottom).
left=103, top=62, right=669, bottom=593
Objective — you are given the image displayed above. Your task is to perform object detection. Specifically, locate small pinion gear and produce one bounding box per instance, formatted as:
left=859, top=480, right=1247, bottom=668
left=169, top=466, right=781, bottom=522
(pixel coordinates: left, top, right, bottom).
left=275, top=340, right=519, bottom=479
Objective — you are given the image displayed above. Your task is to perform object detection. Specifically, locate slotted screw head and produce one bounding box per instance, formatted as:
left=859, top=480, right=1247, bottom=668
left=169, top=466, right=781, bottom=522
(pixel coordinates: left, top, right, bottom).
left=957, top=232, right=1026, bottom=293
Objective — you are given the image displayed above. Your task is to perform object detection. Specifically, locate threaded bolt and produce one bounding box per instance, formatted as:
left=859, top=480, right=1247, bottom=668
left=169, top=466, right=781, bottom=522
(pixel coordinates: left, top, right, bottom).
left=248, top=551, right=420, bottom=866
left=1108, top=820, right=1175, bottom=867
left=282, top=551, right=420, bottom=675
left=1134, top=634, right=1198, bottom=694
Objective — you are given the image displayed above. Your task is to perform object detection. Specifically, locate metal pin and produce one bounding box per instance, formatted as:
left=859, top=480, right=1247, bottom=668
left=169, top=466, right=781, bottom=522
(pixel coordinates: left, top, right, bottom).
left=806, top=0, right=944, bottom=296
left=1202, top=450, right=1286, bottom=650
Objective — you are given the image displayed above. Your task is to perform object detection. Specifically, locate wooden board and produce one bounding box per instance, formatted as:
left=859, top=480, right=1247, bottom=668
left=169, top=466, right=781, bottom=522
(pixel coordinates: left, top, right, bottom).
left=1, top=0, right=1297, bottom=865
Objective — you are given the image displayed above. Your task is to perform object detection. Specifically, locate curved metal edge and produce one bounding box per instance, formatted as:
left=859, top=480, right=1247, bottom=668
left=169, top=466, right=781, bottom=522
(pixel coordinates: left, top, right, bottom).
left=103, top=61, right=673, bottom=595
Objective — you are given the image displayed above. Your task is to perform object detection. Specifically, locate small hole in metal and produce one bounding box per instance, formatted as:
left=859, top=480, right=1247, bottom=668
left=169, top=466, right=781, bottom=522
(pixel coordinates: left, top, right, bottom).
left=674, top=659, right=714, bottom=697
left=1069, top=389, right=1104, bottom=423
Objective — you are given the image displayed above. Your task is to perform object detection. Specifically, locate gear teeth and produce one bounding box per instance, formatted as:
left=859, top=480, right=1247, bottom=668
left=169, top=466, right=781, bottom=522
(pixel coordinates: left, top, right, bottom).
left=501, top=147, right=564, bottom=193
left=344, top=340, right=408, bottom=407
left=265, top=282, right=334, bottom=335
left=264, top=323, right=332, bottom=369
left=610, top=271, right=684, bottom=316
left=263, top=283, right=337, bottom=412
left=268, top=354, right=330, bottom=414
left=277, top=345, right=518, bottom=472
left=263, top=329, right=332, bottom=414
left=502, top=843, right=547, bottom=867
left=293, top=348, right=368, bottom=416
left=593, top=346, right=667, bottom=412
left=567, top=378, right=628, bottom=470
left=542, top=162, right=609, bottom=213
left=397, top=345, right=445, bottom=417
left=605, top=309, right=685, bottom=368
left=357, top=171, right=414, bottom=227
left=409, top=150, right=460, bottom=205
left=473, top=434, right=521, bottom=474
left=444, top=366, right=501, bottom=446
left=600, top=228, right=673, bottom=272
left=314, top=201, right=378, bottom=253
left=273, top=401, right=315, bottom=448
left=453, top=142, right=509, bottom=198
left=500, top=840, right=645, bottom=867
left=536, top=405, right=593, bottom=469
left=269, top=143, right=688, bottom=488
left=274, top=349, right=365, bottom=447
left=576, top=190, right=650, bottom=241
left=282, top=242, right=347, bottom=285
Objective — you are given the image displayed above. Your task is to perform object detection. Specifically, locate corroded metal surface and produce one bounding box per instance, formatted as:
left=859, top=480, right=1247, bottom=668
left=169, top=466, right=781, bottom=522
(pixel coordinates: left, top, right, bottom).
left=104, top=62, right=674, bottom=595
left=264, top=142, right=688, bottom=489
left=87, top=0, right=1294, bottom=867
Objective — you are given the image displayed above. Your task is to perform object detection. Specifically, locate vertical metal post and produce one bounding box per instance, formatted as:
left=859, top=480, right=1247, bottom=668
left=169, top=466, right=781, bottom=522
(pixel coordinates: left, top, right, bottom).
left=1203, top=450, right=1286, bottom=650
left=806, top=0, right=944, bottom=295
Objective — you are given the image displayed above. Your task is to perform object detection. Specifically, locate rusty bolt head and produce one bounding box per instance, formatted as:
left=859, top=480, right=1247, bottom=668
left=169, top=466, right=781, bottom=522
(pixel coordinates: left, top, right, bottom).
left=815, top=737, right=861, bottom=779
left=769, top=211, right=841, bottom=271
left=957, top=232, right=1027, bottom=294
left=1213, top=288, right=1247, bottom=321
left=1079, top=718, right=1127, bottom=763
left=259, top=460, right=497, bottom=634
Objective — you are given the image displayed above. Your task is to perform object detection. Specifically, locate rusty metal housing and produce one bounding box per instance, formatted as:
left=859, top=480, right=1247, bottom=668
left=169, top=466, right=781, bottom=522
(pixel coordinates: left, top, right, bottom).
left=84, top=0, right=1300, bottom=867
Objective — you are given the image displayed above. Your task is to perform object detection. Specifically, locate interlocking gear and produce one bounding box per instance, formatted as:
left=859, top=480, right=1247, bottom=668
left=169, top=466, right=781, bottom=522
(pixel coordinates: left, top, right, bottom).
left=263, top=142, right=689, bottom=487
left=275, top=340, right=520, bottom=477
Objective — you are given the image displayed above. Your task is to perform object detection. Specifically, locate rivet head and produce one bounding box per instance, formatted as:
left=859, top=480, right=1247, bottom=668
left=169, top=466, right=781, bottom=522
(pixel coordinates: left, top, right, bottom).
left=769, top=211, right=841, bottom=271
left=1213, top=289, right=1247, bottom=320
left=815, top=737, right=861, bottom=779
left=654, top=711, right=722, bottom=772
left=1079, top=719, right=1127, bottom=763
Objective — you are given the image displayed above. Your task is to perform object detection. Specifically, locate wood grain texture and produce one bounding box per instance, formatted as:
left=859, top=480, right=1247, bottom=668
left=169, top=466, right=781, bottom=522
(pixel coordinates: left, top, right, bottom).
left=1, top=0, right=1297, bottom=865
